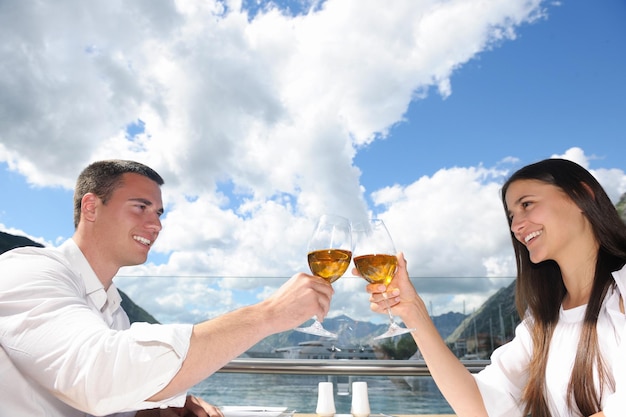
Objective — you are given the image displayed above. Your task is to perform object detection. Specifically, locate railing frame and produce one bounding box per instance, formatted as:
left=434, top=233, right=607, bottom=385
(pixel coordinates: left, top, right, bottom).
left=218, top=358, right=490, bottom=376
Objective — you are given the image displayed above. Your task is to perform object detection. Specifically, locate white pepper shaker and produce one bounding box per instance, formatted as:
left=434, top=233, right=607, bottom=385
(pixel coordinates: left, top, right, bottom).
left=316, top=382, right=336, bottom=417
left=351, top=381, right=370, bottom=417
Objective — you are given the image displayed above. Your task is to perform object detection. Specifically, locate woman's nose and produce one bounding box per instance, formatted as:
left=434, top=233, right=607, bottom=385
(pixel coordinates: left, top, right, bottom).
left=510, top=215, right=525, bottom=237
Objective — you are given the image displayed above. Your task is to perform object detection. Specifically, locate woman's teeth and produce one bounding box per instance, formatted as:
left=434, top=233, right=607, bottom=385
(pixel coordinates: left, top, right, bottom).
left=524, top=230, right=542, bottom=244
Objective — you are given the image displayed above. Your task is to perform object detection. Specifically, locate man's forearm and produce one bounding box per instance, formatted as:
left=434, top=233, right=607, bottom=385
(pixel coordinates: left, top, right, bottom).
left=149, top=302, right=275, bottom=401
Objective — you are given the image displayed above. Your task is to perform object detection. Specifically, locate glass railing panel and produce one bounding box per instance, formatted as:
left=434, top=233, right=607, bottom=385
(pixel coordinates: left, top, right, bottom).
left=236, top=276, right=518, bottom=362
left=189, top=359, right=489, bottom=415
left=190, top=373, right=455, bottom=415
left=118, top=275, right=514, bottom=414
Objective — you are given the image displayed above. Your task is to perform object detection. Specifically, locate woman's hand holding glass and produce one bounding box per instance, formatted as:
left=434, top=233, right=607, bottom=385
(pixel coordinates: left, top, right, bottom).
left=363, top=252, right=417, bottom=320
left=352, top=219, right=415, bottom=339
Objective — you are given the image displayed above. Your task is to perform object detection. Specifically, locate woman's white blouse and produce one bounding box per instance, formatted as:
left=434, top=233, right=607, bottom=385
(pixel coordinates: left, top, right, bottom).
left=0, top=239, right=193, bottom=417
left=474, top=266, right=626, bottom=417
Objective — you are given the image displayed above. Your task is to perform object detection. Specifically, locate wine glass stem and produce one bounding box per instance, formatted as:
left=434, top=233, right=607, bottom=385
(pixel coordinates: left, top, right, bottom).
left=382, top=293, right=395, bottom=324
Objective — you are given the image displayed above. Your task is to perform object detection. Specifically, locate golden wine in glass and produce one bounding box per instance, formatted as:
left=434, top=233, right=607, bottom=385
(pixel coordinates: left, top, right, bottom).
left=295, top=214, right=352, bottom=338
left=353, top=219, right=415, bottom=339
left=308, top=249, right=352, bottom=283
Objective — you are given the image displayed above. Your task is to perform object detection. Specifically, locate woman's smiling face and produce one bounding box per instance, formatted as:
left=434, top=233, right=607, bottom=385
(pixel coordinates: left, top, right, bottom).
left=505, top=179, right=589, bottom=265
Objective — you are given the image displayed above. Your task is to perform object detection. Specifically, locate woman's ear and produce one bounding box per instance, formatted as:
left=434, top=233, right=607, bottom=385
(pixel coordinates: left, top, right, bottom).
left=581, top=181, right=595, bottom=201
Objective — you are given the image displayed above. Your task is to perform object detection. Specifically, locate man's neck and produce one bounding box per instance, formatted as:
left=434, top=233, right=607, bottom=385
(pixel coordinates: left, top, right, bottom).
left=72, top=233, right=117, bottom=290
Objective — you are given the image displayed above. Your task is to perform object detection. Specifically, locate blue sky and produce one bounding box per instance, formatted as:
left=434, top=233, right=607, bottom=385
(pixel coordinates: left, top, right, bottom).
left=357, top=0, right=626, bottom=193
left=1, top=0, right=625, bottom=325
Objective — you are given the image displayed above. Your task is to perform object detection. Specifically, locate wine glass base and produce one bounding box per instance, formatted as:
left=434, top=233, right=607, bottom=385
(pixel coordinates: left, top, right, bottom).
left=373, top=322, right=415, bottom=340
left=294, top=321, right=338, bottom=338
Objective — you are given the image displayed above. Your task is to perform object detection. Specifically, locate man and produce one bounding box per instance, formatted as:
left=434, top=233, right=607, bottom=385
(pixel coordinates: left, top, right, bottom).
left=0, top=160, right=334, bottom=417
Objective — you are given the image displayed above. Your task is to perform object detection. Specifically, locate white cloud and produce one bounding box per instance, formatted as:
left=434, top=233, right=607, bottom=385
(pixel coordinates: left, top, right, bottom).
left=552, top=147, right=626, bottom=203
left=1, top=0, right=546, bottom=190
left=372, top=165, right=513, bottom=276
left=2, top=0, right=592, bottom=324
left=552, top=147, right=589, bottom=168
left=593, top=168, right=626, bottom=204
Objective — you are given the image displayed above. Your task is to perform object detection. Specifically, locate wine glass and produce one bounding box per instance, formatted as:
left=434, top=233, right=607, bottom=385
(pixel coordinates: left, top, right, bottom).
left=295, top=214, right=352, bottom=338
left=352, top=218, right=415, bottom=339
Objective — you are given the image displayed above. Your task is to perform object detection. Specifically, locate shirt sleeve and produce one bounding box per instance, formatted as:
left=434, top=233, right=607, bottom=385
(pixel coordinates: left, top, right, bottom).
left=603, top=357, right=626, bottom=417
left=0, top=249, right=193, bottom=415
left=601, top=269, right=626, bottom=417
left=472, top=319, right=532, bottom=417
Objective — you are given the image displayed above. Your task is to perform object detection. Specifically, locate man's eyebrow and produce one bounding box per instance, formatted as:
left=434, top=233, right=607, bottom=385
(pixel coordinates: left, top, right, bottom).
left=129, top=198, right=165, bottom=216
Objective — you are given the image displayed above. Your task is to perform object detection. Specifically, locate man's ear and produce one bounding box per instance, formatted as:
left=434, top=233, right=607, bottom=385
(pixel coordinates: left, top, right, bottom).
left=81, top=193, right=98, bottom=223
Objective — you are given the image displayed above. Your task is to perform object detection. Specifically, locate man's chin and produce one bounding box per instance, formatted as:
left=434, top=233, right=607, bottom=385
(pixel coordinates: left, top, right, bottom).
left=124, top=254, right=149, bottom=267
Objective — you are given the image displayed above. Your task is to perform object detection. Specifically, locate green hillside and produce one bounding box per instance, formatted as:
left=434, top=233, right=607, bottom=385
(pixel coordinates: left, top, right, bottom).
left=617, top=192, right=626, bottom=223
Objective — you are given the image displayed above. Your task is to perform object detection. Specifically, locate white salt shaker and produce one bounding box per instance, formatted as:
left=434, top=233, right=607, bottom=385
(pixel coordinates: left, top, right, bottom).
left=316, top=381, right=336, bottom=417
left=351, top=381, right=370, bottom=417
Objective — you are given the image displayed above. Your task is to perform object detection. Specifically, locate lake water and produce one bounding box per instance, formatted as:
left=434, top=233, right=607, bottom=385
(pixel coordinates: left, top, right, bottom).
left=190, top=373, right=454, bottom=415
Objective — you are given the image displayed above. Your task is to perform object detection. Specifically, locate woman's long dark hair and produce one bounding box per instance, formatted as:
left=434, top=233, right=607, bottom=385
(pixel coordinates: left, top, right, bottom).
left=501, top=158, right=626, bottom=416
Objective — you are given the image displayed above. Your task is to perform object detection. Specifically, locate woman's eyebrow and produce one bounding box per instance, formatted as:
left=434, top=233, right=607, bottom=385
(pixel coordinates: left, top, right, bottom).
left=513, top=194, right=533, bottom=205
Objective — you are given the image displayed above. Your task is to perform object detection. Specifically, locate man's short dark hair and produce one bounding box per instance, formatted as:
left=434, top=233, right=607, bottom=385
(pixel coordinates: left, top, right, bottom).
left=73, top=160, right=164, bottom=228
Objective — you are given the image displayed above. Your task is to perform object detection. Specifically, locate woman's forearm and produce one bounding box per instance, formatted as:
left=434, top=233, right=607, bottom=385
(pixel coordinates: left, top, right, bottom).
left=403, top=298, right=489, bottom=417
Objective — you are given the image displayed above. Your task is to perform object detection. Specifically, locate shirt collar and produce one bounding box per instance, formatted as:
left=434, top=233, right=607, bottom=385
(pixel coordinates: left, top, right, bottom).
left=58, top=238, right=122, bottom=314
left=612, top=264, right=626, bottom=296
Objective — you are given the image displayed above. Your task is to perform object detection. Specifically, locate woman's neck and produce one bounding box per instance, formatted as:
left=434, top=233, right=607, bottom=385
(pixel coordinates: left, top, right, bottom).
left=559, top=248, right=598, bottom=310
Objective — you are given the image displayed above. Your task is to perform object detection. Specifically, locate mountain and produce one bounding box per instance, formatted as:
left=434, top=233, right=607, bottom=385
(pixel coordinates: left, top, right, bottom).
left=433, top=311, right=468, bottom=339
left=0, top=231, right=159, bottom=324
left=119, top=289, right=160, bottom=324
left=445, top=280, right=518, bottom=357
left=245, top=314, right=390, bottom=354
left=0, top=231, right=45, bottom=252
left=617, top=192, right=626, bottom=223
left=245, top=311, right=468, bottom=358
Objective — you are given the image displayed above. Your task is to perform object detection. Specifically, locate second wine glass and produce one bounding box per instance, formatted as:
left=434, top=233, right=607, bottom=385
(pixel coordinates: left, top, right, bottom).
left=295, top=214, right=352, bottom=338
left=352, top=218, right=415, bottom=340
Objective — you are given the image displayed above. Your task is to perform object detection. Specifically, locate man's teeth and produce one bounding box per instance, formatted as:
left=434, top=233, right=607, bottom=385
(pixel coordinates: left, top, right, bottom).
left=133, top=236, right=151, bottom=246
left=524, top=230, right=542, bottom=244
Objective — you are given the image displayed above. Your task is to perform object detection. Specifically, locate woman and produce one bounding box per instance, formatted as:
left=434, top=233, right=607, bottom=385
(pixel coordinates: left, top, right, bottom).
left=367, top=159, right=626, bottom=416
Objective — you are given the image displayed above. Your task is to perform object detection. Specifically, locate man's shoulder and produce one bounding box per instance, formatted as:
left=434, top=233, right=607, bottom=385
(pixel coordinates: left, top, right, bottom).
left=0, top=244, right=68, bottom=264
left=0, top=244, right=80, bottom=289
